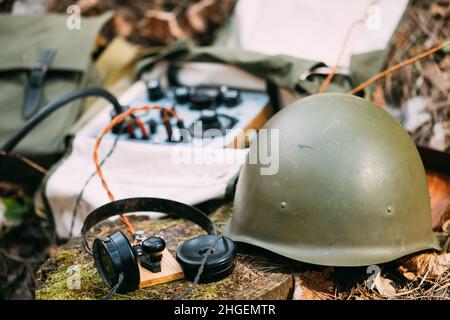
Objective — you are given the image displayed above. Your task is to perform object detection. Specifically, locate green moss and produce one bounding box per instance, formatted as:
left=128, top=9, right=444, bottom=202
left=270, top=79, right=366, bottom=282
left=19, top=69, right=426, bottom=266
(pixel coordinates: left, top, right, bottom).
left=37, top=259, right=101, bottom=300
left=55, top=251, right=77, bottom=266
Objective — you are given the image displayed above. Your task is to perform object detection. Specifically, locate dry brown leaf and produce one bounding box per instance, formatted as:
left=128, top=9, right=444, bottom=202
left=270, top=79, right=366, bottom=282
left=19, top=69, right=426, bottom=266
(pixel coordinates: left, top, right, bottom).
left=397, top=252, right=450, bottom=281
left=186, top=0, right=234, bottom=33
left=372, top=85, right=386, bottom=108
left=443, top=220, right=450, bottom=233
left=430, top=3, right=449, bottom=18
left=427, top=172, right=450, bottom=230
left=293, top=268, right=334, bottom=300
left=138, top=10, right=185, bottom=45
left=113, top=9, right=135, bottom=38
left=373, top=275, right=396, bottom=297
left=0, top=182, right=26, bottom=197
left=186, top=0, right=215, bottom=33
left=47, top=244, right=59, bottom=258
left=400, top=271, right=416, bottom=281
left=422, top=62, right=450, bottom=94
left=75, top=0, right=100, bottom=13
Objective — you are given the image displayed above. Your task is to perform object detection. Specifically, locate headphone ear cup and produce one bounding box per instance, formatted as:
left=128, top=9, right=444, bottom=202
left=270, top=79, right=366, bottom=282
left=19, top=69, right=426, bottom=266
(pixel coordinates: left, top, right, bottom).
left=93, top=231, right=140, bottom=293
left=176, top=235, right=237, bottom=283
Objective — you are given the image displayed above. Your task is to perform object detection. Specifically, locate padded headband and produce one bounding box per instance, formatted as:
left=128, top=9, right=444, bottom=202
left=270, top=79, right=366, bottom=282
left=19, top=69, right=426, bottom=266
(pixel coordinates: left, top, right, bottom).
left=81, top=197, right=217, bottom=253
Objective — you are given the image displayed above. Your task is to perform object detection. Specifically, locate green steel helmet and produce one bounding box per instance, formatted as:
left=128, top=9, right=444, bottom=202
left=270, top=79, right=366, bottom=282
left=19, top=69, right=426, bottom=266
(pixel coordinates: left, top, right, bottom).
left=224, top=93, right=440, bottom=266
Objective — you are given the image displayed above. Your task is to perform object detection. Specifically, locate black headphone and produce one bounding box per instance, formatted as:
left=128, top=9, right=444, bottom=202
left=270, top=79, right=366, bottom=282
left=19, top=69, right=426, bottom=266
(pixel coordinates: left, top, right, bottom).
left=81, top=197, right=236, bottom=293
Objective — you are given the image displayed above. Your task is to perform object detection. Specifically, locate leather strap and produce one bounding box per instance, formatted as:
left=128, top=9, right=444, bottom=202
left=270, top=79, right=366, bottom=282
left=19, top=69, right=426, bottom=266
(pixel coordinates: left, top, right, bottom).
left=81, top=197, right=217, bottom=253
left=22, top=49, right=57, bottom=119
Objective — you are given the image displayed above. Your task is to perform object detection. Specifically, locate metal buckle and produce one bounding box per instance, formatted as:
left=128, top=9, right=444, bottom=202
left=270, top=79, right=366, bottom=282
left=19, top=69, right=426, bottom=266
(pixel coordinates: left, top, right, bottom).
left=299, top=66, right=352, bottom=81
left=31, top=62, right=49, bottom=73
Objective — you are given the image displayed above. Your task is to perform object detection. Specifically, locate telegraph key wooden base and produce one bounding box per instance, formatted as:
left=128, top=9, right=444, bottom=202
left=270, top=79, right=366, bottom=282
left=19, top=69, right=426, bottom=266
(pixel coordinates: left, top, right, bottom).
left=138, top=249, right=184, bottom=288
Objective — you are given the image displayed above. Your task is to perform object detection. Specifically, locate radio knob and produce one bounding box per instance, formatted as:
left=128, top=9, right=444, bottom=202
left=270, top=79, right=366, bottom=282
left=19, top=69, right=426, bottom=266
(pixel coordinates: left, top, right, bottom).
left=199, top=110, right=222, bottom=131
left=190, top=94, right=215, bottom=110
left=190, top=87, right=219, bottom=109
left=174, top=86, right=190, bottom=104
left=147, top=80, right=164, bottom=101
left=221, top=88, right=241, bottom=107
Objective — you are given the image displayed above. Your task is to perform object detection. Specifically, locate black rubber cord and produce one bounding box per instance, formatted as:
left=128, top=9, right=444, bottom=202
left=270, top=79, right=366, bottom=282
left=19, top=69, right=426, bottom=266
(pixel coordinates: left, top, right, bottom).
left=1, top=87, right=125, bottom=153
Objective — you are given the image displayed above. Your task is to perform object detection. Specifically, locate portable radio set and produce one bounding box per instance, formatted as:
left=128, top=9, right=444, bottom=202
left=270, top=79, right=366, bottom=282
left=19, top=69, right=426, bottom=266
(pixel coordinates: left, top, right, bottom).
left=104, top=79, right=271, bottom=148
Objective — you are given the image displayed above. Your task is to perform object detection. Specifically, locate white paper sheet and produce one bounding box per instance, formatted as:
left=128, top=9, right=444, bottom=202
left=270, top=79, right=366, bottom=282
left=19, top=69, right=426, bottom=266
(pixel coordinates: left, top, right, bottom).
left=224, top=0, right=408, bottom=67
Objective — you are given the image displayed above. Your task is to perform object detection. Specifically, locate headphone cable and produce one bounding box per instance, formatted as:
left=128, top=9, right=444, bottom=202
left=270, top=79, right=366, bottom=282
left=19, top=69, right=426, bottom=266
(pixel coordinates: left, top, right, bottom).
left=1, top=87, right=125, bottom=153
left=175, top=233, right=224, bottom=300
left=68, top=134, right=120, bottom=239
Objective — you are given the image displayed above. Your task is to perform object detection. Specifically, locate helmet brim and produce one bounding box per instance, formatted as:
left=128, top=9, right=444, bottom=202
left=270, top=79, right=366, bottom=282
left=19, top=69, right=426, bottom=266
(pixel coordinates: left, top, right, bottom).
left=224, top=221, right=442, bottom=266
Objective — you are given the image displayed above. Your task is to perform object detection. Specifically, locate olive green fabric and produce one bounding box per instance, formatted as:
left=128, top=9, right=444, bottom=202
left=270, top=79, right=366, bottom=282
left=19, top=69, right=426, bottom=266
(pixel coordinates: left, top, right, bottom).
left=0, top=13, right=112, bottom=158
left=349, top=50, right=387, bottom=87
left=224, top=93, right=440, bottom=266
left=135, top=39, right=326, bottom=95
left=134, top=39, right=393, bottom=97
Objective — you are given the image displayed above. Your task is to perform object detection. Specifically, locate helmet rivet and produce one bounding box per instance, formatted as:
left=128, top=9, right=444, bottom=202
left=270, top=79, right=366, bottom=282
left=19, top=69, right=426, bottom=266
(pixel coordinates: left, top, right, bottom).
left=280, top=201, right=288, bottom=210
left=386, top=206, right=394, bottom=215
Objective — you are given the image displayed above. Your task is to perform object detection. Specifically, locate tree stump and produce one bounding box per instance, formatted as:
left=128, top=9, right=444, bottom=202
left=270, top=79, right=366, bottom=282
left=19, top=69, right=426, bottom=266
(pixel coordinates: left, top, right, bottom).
left=35, top=201, right=449, bottom=300
left=35, top=203, right=293, bottom=300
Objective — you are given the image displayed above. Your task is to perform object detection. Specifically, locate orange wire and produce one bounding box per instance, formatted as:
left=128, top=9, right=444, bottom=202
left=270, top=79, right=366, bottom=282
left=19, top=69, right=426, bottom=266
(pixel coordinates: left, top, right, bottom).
left=135, top=118, right=149, bottom=138
left=161, top=109, right=171, bottom=123
left=93, top=105, right=178, bottom=235
left=318, top=18, right=366, bottom=93
left=348, top=40, right=449, bottom=95
left=319, top=0, right=379, bottom=93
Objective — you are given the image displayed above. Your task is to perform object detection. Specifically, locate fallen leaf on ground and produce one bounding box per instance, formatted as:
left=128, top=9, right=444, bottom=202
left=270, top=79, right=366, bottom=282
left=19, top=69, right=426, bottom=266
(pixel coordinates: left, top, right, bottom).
left=186, top=0, right=215, bottom=33
left=373, top=275, right=397, bottom=297
left=423, top=62, right=450, bottom=94
left=443, top=220, right=450, bottom=233
left=113, top=9, right=135, bottom=38
left=187, top=0, right=234, bottom=33
left=138, top=10, right=185, bottom=44
left=430, top=3, right=449, bottom=18
left=75, top=0, right=100, bottom=14
left=427, top=172, right=450, bottom=230
left=372, top=85, right=386, bottom=108
left=397, top=252, right=450, bottom=281
left=293, top=267, right=334, bottom=300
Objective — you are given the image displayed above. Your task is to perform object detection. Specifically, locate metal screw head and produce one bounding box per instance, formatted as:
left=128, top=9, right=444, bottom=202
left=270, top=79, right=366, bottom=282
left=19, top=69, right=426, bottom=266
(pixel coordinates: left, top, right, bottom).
left=134, top=230, right=146, bottom=242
